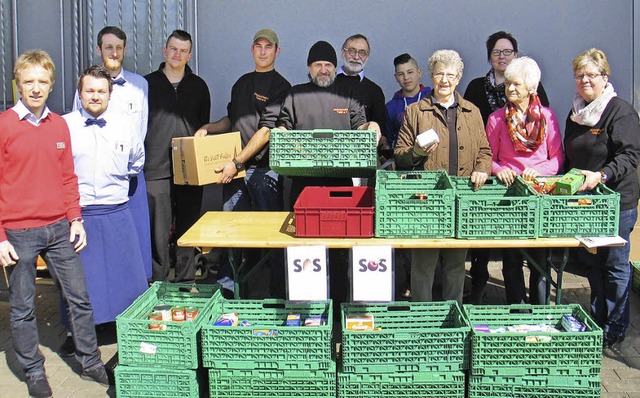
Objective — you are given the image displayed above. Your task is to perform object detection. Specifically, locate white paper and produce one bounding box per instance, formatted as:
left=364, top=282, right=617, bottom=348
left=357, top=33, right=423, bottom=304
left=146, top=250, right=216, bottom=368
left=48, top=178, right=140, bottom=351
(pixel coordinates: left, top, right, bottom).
left=286, top=246, right=329, bottom=301
left=577, top=236, right=627, bottom=248
left=351, top=246, right=394, bottom=302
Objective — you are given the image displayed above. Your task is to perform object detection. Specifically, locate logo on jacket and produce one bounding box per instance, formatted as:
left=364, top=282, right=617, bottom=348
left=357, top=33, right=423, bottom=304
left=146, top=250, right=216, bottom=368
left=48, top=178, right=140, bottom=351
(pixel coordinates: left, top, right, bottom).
left=333, top=108, right=348, bottom=114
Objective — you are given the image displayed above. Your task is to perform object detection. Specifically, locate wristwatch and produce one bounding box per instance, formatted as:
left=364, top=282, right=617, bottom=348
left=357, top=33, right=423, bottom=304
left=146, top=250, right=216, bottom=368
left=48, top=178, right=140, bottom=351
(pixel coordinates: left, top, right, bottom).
left=599, top=170, right=608, bottom=183
left=233, top=158, right=244, bottom=170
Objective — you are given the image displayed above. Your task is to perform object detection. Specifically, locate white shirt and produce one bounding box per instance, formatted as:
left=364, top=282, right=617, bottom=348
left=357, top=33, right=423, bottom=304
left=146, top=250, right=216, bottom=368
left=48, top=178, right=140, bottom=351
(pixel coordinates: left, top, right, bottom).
left=74, top=69, right=149, bottom=143
left=63, top=107, right=145, bottom=206
left=13, top=100, right=51, bottom=126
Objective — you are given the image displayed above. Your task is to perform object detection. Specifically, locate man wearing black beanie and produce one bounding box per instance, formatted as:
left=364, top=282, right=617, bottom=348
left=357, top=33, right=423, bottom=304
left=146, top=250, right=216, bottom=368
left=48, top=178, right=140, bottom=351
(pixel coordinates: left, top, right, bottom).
left=228, top=40, right=381, bottom=308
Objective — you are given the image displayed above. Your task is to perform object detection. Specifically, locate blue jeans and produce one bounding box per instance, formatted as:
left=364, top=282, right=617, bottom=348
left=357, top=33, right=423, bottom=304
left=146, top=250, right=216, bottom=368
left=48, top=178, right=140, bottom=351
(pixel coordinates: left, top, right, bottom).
left=579, top=207, right=637, bottom=339
left=6, top=219, right=102, bottom=377
left=220, top=166, right=286, bottom=298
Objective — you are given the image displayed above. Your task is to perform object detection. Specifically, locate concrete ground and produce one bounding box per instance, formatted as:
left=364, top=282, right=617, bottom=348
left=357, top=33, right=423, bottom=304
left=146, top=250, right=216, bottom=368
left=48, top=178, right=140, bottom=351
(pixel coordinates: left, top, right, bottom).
left=1, top=258, right=640, bottom=397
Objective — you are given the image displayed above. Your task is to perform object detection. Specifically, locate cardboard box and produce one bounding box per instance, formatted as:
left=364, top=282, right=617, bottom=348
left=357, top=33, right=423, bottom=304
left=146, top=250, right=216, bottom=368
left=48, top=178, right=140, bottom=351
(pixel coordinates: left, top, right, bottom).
left=171, top=132, right=245, bottom=185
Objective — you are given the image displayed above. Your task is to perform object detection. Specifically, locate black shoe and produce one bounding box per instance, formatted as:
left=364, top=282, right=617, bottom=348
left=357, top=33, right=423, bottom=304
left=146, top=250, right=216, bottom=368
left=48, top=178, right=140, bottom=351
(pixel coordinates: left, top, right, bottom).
left=58, top=335, right=76, bottom=357
left=603, top=334, right=626, bottom=349
left=26, top=375, right=52, bottom=398
left=81, top=365, right=112, bottom=387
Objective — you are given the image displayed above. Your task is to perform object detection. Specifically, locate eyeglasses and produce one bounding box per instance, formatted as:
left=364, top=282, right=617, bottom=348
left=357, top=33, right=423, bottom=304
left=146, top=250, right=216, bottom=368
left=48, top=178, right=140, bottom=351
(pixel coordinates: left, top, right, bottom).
left=574, top=72, right=603, bottom=81
left=433, top=72, right=458, bottom=81
left=491, top=49, right=515, bottom=57
left=343, top=48, right=369, bottom=58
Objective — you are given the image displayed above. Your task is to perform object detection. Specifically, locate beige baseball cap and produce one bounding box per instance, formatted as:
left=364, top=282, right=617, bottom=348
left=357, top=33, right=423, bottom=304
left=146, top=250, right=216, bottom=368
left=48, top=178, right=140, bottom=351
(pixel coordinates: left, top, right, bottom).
left=253, top=28, right=279, bottom=46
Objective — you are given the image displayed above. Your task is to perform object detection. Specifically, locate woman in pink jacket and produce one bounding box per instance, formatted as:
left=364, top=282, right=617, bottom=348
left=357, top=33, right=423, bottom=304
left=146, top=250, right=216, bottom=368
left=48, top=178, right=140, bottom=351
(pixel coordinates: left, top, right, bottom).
left=486, top=56, right=565, bottom=304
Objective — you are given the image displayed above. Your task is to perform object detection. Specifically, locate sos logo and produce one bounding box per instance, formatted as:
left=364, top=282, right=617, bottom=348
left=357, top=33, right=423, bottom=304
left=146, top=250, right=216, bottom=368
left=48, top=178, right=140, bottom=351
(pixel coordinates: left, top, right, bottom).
left=292, top=258, right=322, bottom=272
left=358, top=258, right=387, bottom=272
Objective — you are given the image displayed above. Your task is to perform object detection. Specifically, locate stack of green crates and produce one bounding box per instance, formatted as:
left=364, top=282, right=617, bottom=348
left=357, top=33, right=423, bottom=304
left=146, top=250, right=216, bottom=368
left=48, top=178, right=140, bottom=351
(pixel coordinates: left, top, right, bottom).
left=114, top=282, right=222, bottom=398
left=375, top=170, right=455, bottom=238
left=338, top=301, right=468, bottom=397
left=632, top=262, right=640, bottom=294
left=269, top=129, right=377, bottom=177
left=464, top=304, right=603, bottom=398
left=454, top=176, right=539, bottom=239
left=201, top=299, right=335, bottom=398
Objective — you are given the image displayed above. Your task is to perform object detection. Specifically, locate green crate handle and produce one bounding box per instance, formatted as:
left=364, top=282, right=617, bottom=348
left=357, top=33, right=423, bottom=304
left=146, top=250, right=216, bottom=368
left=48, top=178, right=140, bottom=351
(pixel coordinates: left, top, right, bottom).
left=386, top=304, right=411, bottom=311
left=311, top=131, right=334, bottom=139
left=262, top=301, right=286, bottom=310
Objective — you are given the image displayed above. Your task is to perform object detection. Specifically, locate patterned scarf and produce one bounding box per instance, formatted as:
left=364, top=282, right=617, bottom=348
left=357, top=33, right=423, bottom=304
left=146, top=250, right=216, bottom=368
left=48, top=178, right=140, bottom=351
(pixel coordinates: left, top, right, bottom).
left=505, top=94, right=546, bottom=153
left=483, top=69, right=507, bottom=112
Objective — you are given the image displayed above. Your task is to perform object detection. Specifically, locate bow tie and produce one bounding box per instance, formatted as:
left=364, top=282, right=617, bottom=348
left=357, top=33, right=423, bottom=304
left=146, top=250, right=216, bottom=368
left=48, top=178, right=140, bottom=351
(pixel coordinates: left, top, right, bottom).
left=112, top=77, right=126, bottom=86
left=85, top=118, right=107, bottom=127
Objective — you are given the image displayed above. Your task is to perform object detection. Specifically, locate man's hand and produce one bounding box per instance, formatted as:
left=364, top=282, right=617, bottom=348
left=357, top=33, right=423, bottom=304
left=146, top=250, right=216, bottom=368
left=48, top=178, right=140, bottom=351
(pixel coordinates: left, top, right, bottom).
left=471, top=171, right=489, bottom=191
left=496, top=168, right=517, bottom=185
left=193, top=128, right=208, bottom=138
left=215, top=161, right=238, bottom=184
left=70, top=221, right=87, bottom=252
left=0, top=240, right=18, bottom=267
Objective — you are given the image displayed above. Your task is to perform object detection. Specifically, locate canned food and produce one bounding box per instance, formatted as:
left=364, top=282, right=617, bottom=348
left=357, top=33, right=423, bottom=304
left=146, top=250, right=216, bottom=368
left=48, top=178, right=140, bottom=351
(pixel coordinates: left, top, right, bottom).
left=171, top=306, right=186, bottom=322
left=185, top=306, right=199, bottom=321
left=148, top=311, right=166, bottom=331
left=154, top=304, right=172, bottom=321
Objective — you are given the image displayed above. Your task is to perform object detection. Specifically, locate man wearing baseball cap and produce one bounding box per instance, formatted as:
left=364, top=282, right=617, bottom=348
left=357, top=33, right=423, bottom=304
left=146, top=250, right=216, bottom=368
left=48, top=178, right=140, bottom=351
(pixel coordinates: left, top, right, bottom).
left=224, top=40, right=381, bottom=307
left=196, top=28, right=290, bottom=299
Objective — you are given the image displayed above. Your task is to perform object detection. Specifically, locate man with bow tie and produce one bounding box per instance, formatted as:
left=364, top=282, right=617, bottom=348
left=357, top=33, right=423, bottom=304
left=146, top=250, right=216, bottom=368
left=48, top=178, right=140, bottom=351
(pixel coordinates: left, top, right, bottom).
left=62, top=65, right=147, bottom=334
left=74, top=26, right=153, bottom=282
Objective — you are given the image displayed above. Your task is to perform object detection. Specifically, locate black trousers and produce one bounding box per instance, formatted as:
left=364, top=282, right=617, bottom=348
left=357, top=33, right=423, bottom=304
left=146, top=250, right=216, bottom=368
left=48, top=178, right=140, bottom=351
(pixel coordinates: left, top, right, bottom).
left=147, top=178, right=203, bottom=282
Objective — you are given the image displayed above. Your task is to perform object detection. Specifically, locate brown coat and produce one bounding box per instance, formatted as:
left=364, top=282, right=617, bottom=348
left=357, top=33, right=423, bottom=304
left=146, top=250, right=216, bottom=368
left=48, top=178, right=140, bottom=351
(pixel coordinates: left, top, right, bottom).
left=394, top=92, right=492, bottom=176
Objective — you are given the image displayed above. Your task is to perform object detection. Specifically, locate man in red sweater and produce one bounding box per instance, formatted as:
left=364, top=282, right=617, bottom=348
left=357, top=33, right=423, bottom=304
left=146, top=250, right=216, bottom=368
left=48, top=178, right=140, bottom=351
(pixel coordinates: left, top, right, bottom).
left=0, top=50, right=109, bottom=397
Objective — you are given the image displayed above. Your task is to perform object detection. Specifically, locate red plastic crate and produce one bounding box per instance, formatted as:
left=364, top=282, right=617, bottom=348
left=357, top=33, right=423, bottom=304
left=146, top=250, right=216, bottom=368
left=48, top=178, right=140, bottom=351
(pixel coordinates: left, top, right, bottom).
left=294, top=186, right=374, bottom=238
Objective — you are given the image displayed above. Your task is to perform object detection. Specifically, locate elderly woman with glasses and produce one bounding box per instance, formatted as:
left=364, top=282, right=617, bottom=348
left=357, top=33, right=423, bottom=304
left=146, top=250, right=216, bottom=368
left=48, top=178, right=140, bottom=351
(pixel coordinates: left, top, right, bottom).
left=394, top=49, right=492, bottom=304
left=463, top=31, right=550, bottom=304
left=565, top=48, right=640, bottom=349
left=485, top=56, right=564, bottom=305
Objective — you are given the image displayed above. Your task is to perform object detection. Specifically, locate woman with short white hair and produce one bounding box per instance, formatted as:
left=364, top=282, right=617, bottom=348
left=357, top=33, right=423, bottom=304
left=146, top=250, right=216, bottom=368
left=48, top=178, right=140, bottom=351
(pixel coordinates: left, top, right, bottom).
left=485, top=56, right=565, bottom=304
left=395, top=49, right=492, bottom=304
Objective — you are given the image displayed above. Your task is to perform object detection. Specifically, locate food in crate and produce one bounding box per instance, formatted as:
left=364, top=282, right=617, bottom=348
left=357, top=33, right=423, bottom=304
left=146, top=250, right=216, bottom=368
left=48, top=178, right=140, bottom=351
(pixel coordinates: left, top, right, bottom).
left=213, top=312, right=238, bottom=326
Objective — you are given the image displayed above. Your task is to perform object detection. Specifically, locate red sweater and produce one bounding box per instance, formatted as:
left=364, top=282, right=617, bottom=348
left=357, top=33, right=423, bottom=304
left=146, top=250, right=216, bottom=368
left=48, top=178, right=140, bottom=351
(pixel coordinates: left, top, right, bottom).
left=0, top=109, right=81, bottom=241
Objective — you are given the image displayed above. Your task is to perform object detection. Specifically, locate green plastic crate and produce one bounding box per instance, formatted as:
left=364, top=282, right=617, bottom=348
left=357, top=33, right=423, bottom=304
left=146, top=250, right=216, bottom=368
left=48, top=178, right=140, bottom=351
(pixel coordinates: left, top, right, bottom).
left=340, top=301, right=470, bottom=373
left=201, top=299, right=333, bottom=370
left=338, top=371, right=465, bottom=398
left=464, top=304, right=602, bottom=376
left=538, top=182, right=620, bottom=237
left=208, top=364, right=336, bottom=398
left=468, top=374, right=601, bottom=398
left=114, top=365, right=199, bottom=398
left=633, top=262, right=640, bottom=294
left=269, top=129, right=376, bottom=177
left=116, top=282, right=221, bottom=369
left=375, top=170, right=455, bottom=238
left=454, top=176, right=539, bottom=239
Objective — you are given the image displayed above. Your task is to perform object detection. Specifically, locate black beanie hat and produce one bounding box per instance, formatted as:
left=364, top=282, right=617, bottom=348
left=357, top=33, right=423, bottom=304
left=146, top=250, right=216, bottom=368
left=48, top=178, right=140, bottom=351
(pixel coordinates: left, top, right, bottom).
left=307, top=41, right=337, bottom=67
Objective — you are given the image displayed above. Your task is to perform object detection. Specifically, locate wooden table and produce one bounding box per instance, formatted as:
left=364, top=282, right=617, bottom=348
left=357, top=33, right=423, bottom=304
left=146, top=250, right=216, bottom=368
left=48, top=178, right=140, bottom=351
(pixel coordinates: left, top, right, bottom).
left=178, top=211, right=586, bottom=302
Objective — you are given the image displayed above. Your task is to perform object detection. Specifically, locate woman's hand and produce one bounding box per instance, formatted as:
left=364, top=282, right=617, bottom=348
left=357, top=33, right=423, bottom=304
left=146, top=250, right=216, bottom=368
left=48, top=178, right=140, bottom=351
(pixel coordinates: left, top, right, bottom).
left=521, top=167, right=541, bottom=182
left=471, top=171, right=489, bottom=191
left=579, top=170, right=602, bottom=191
left=496, top=168, right=517, bottom=185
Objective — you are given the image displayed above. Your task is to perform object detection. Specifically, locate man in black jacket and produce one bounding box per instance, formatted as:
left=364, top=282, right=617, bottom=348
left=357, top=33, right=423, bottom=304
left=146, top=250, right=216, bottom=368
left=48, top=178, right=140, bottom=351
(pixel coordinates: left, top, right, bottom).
left=144, top=30, right=211, bottom=283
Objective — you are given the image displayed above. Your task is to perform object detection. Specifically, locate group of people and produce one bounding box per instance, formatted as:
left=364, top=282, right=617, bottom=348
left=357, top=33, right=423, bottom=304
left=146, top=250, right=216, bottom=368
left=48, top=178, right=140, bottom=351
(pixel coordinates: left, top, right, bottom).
left=0, top=25, right=638, bottom=397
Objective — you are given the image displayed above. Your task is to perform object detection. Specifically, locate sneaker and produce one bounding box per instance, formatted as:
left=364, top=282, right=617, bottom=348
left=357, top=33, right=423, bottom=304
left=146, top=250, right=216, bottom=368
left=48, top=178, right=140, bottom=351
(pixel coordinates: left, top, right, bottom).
left=58, top=335, right=76, bottom=357
left=26, top=375, right=52, bottom=398
left=80, top=365, right=111, bottom=387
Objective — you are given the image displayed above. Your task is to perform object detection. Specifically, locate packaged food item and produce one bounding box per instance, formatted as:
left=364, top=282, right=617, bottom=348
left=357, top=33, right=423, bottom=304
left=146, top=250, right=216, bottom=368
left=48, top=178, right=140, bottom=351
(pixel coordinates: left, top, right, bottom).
left=148, top=311, right=166, bottom=331
left=473, top=324, right=491, bottom=333
left=553, top=169, right=585, bottom=195
left=252, top=329, right=278, bottom=337
left=286, top=313, right=301, bottom=326
left=346, top=313, right=374, bottom=331
left=213, top=312, right=239, bottom=326
left=185, top=306, right=199, bottom=321
left=240, top=320, right=253, bottom=327
left=171, top=306, right=186, bottom=322
left=561, top=314, right=587, bottom=332
left=416, top=128, right=440, bottom=148
left=304, top=315, right=327, bottom=327
left=153, top=304, right=172, bottom=321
